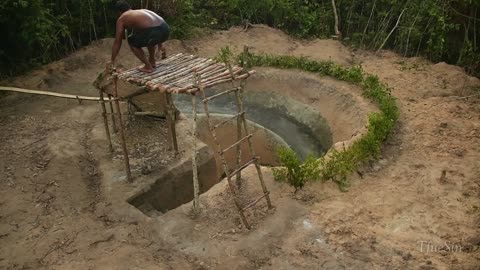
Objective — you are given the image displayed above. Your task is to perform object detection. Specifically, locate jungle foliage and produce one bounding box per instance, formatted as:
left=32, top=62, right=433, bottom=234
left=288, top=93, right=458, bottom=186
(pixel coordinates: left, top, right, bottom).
left=0, top=0, right=479, bottom=77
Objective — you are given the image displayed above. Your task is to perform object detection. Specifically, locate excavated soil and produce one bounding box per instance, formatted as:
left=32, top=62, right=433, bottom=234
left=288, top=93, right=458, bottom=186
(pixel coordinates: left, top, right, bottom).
left=1, top=25, right=479, bottom=269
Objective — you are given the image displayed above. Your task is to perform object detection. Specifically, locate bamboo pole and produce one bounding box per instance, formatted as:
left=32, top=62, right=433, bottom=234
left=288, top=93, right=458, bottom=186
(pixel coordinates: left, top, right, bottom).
left=99, top=90, right=113, bottom=152
left=191, top=72, right=200, bottom=212
left=226, top=63, right=243, bottom=187
left=361, top=0, right=376, bottom=47
left=165, top=92, right=179, bottom=154
left=0, top=86, right=118, bottom=102
left=163, top=90, right=173, bottom=150
left=234, top=77, right=272, bottom=209
left=377, top=8, right=406, bottom=54
left=404, top=13, right=419, bottom=57
left=107, top=94, right=118, bottom=133
left=113, top=76, right=132, bottom=182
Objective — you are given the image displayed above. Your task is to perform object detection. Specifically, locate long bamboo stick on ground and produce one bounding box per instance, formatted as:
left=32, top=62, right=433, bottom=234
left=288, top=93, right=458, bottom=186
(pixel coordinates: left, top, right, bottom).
left=0, top=86, right=119, bottom=102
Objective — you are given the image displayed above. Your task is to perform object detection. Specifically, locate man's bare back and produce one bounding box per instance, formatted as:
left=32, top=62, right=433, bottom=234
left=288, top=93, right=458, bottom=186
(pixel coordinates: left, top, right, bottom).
left=118, top=9, right=164, bottom=30
left=110, top=1, right=170, bottom=73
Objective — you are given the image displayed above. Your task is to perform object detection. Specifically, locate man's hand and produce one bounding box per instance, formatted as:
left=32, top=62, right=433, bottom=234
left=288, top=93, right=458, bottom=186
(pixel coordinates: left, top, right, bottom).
left=106, top=61, right=115, bottom=73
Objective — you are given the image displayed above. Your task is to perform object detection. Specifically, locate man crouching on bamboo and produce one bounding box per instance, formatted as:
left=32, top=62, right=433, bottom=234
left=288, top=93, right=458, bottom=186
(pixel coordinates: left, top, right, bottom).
left=109, top=0, right=170, bottom=73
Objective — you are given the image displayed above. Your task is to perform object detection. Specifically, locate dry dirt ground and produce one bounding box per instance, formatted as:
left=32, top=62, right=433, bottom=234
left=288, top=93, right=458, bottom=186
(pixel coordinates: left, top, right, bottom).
left=1, top=26, right=479, bottom=269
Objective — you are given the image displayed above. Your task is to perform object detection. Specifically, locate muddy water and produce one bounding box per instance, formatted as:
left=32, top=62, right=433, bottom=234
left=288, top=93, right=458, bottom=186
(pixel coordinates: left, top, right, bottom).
left=173, top=89, right=329, bottom=159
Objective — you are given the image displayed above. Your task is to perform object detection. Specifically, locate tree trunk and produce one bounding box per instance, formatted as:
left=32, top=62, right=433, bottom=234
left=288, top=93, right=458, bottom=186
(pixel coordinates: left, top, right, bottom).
left=377, top=8, right=406, bottom=54
left=331, top=0, right=342, bottom=39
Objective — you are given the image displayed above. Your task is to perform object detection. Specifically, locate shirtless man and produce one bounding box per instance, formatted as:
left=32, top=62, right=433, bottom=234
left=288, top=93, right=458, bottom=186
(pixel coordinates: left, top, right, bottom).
left=109, top=0, right=170, bottom=73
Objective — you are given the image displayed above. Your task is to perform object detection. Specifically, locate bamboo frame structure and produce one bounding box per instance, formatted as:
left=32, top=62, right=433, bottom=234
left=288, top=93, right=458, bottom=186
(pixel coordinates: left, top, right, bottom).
left=1, top=52, right=272, bottom=227
left=105, top=53, right=271, bottom=228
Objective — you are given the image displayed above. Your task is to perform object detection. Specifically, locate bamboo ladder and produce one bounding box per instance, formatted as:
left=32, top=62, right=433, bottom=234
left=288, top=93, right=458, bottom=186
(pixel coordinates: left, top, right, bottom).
left=190, top=65, right=273, bottom=229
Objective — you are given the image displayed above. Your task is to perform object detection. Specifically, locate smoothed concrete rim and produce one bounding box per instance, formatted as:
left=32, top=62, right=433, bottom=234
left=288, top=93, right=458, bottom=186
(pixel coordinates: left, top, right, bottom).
left=246, top=67, right=377, bottom=156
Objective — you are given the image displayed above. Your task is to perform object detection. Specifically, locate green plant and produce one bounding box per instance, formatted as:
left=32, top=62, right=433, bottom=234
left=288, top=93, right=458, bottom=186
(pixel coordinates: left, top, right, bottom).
left=215, top=46, right=235, bottom=65
left=273, top=147, right=320, bottom=192
left=2, top=0, right=480, bottom=78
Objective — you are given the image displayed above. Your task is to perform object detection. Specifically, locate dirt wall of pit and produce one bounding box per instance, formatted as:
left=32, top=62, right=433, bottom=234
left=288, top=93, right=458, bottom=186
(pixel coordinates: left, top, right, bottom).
left=127, top=140, right=217, bottom=215
left=244, top=68, right=377, bottom=145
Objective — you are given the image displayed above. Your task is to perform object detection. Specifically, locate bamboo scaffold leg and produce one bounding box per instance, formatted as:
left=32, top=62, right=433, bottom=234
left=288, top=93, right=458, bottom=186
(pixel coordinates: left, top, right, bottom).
left=107, top=94, right=118, bottom=133
left=113, top=76, right=132, bottom=182
left=99, top=90, right=113, bottom=153
left=165, top=92, right=179, bottom=154
left=191, top=73, right=200, bottom=212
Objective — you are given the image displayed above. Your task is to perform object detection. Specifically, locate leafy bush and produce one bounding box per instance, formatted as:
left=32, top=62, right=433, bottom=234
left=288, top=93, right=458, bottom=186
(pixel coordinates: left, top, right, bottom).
left=272, top=147, right=320, bottom=192
left=1, top=0, right=479, bottom=77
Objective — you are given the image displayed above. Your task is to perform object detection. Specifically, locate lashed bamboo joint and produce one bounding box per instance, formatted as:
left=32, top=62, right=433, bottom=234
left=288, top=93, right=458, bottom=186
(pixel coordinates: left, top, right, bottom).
left=114, top=53, right=255, bottom=94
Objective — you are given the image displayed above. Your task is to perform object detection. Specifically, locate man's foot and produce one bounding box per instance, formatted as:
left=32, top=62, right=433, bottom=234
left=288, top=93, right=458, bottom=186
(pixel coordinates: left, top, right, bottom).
left=149, top=56, right=156, bottom=68
left=138, top=65, right=154, bottom=73
left=156, top=50, right=167, bottom=60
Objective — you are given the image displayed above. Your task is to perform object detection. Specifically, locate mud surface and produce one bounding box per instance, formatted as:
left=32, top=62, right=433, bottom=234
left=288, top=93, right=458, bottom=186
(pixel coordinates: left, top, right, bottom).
left=0, top=25, right=479, bottom=269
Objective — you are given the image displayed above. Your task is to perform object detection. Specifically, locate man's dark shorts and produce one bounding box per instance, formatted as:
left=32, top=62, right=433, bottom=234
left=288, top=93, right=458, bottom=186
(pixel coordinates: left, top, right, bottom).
left=127, top=23, right=170, bottom=48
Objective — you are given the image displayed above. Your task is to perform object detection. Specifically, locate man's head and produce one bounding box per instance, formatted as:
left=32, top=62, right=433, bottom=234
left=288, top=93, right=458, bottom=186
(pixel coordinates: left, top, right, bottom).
left=114, top=0, right=131, bottom=14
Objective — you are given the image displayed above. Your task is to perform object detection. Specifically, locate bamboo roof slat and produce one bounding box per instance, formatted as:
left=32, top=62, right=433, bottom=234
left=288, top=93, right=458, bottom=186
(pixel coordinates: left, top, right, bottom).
left=114, top=53, right=254, bottom=95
